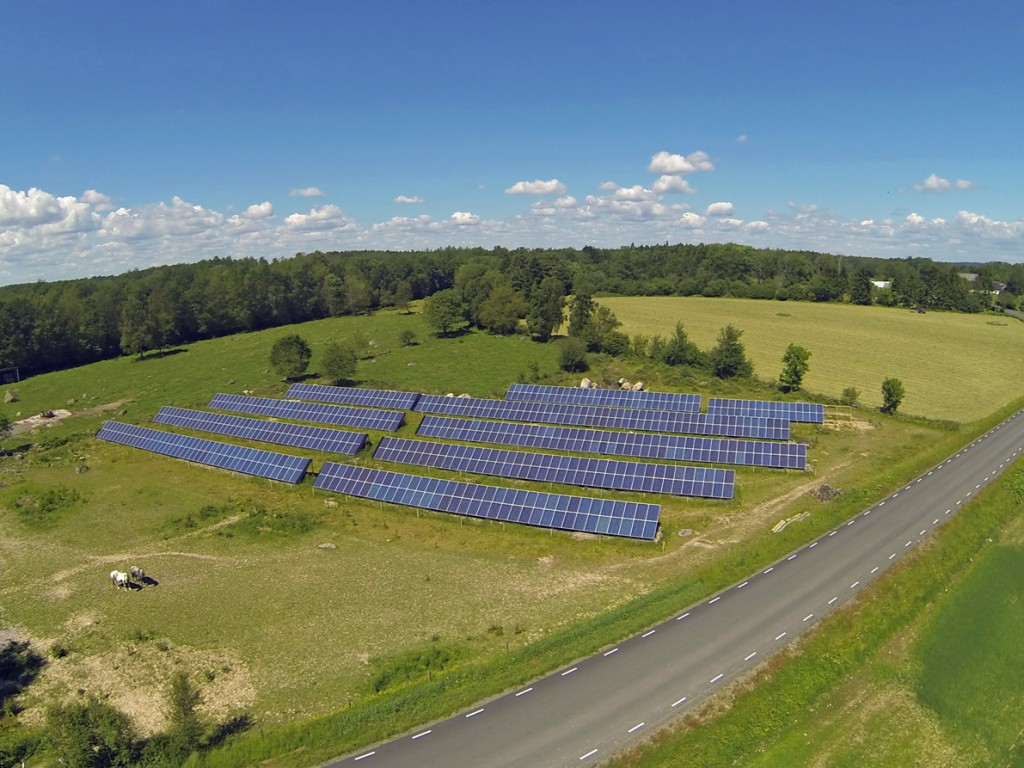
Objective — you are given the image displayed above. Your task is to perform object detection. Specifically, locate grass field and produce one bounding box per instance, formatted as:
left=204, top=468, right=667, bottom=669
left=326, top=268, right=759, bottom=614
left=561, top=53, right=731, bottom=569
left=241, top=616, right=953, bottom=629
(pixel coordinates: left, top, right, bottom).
left=609, top=463, right=1024, bottom=768
left=1, top=300, right=1022, bottom=762
left=599, top=296, right=1024, bottom=422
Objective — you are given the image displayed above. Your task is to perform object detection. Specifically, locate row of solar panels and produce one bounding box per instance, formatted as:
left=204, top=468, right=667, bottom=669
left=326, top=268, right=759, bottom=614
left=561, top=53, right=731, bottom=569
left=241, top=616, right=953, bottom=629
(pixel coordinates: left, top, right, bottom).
left=96, top=421, right=662, bottom=540
left=418, top=416, right=808, bottom=470
left=315, top=463, right=661, bottom=540
left=129, top=407, right=739, bottom=497
left=283, top=382, right=824, bottom=426
left=375, top=437, right=735, bottom=499
left=153, top=398, right=806, bottom=472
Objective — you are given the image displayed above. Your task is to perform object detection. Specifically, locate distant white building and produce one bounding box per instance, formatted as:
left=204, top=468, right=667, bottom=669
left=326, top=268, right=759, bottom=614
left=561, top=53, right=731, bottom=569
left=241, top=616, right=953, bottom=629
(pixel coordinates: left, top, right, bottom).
left=870, top=280, right=891, bottom=290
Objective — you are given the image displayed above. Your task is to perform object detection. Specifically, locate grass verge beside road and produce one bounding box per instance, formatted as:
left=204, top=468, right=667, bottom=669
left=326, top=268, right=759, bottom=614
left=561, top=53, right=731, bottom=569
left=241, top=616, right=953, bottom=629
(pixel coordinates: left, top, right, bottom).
left=607, top=460, right=1024, bottom=768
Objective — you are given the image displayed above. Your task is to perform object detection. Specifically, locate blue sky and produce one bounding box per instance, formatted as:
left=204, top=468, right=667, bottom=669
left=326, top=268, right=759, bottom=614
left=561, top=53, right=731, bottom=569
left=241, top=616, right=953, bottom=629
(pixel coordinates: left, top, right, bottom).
left=2, top=0, right=1022, bottom=285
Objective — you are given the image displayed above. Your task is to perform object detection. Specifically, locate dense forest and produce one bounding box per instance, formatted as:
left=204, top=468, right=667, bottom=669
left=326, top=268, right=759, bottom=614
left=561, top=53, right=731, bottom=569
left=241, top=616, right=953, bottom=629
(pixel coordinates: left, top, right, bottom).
left=1, top=243, right=1021, bottom=377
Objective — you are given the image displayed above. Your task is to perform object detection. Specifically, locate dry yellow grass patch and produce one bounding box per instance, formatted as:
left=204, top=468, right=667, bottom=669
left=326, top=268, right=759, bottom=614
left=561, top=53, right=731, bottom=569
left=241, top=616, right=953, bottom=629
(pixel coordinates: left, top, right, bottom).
left=599, top=296, right=1024, bottom=421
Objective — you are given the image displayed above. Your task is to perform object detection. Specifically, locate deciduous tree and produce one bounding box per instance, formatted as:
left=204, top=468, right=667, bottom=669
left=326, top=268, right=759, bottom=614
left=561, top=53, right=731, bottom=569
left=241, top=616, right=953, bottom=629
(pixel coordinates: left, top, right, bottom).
left=423, top=289, right=466, bottom=335
left=270, top=334, right=312, bottom=379
left=881, top=377, right=905, bottom=414
left=321, top=341, right=358, bottom=384
left=779, top=343, right=811, bottom=392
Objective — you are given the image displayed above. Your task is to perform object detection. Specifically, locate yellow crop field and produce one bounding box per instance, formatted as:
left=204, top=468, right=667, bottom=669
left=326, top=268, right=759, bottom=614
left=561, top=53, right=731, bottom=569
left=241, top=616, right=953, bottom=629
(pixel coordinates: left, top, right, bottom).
left=599, top=297, right=1024, bottom=423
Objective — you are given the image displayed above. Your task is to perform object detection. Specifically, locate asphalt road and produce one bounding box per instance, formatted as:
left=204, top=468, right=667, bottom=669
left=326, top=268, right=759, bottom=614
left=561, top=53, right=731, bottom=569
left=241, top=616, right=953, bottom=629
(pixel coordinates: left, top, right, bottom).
left=329, top=409, right=1024, bottom=768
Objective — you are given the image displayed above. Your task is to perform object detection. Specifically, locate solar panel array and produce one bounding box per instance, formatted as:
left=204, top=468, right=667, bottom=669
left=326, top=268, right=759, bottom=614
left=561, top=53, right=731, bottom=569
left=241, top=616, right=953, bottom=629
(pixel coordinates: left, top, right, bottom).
left=707, top=398, right=825, bottom=423
left=414, top=394, right=789, bottom=439
left=285, top=383, right=421, bottom=411
left=209, top=393, right=405, bottom=431
left=314, top=463, right=661, bottom=540
left=97, top=421, right=311, bottom=483
left=374, top=436, right=735, bottom=499
left=153, top=406, right=367, bottom=455
left=505, top=383, right=701, bottom=412
left=417, top=416, right=807, bottom=470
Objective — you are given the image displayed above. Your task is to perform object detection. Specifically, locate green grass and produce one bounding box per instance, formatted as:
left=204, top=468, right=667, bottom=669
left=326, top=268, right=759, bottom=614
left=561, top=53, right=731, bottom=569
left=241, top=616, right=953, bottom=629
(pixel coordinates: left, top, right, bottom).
left=608, top=462, right=1024, bottom=768
left=599, top=296, right=1024, bottom=422
left=1, top=301, right=1022, bottom=766
left=915, top=545, right=1024, bottom=758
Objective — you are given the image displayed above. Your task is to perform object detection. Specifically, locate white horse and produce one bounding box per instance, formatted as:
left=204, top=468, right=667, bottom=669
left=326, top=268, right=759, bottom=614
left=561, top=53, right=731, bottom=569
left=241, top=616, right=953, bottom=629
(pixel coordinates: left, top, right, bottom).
left=110, top=570, right=130, bottom=589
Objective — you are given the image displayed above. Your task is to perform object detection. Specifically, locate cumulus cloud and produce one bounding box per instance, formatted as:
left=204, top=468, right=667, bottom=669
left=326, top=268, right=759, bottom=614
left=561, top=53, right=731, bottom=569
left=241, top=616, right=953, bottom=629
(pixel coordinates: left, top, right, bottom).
left=648, top=150, right=714, bottom=175
left=283, top=204, right=356, bottom=231
left=706, top=201, right=734, bottom=217
left=450, top=211, right=480, bottom=225
left=80, top=189, right=113, bottom=211
left=916, top=174, right=974, bottom=192
left=371, top=214, right=437, bottom=233
left=290, top=187, right=325, bottom=197
left=505, top=179, right=567, bottom=195
left=736, top=134, right=749, bottom=144
left=680, top=212, right=705, bottom=228
left=244, top=201, right=274, bottom=218
left=0, top=185, right=74, bottom=228
left=652, top=175, right=694, bottom=194
left=611, top=185, right=658, bottom=202
left=394, top=195, right=425, bottom=204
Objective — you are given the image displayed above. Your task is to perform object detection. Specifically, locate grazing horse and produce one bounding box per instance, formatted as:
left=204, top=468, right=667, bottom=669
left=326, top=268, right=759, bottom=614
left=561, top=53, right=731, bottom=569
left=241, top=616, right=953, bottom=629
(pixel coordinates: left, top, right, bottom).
left=129, top=565, right=145, bottom=582
left=110, top=570, right=130, bottom=589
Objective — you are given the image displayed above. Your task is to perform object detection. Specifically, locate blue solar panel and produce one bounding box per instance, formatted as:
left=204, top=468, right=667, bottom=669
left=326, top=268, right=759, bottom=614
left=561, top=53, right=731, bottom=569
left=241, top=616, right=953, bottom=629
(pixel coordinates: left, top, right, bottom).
left=153, top=407, right=367, bottom=455
left=374, top=436, right=734, bottom=499
left=97, top=421, right=311, bottom=483
left=285, top=383, right=420, bottom=410
left=417, top=416, right=807, bottom=470
left=707, top=398, right=825, bottom=423
left=505, top=383, right=701, bottom=412
left=209, top=393, right=405, bottom=431
left=414, top=395, right=789, bottom=439
left=314, top=463, right=661, bottom=540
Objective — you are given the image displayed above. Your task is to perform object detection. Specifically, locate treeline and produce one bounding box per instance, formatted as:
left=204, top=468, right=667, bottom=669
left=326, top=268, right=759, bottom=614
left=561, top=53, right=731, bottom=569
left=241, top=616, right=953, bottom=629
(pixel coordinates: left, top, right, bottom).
left=1, top=243, right=1021, bottom=376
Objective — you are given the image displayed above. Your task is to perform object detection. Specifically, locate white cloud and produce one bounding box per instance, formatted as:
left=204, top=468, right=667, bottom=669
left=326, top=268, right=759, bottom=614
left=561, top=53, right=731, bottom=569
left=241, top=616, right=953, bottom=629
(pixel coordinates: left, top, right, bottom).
left=394, top=195, right=425, bottom=204
left=505, top=179, right=567, bottom=195
left=371, top=214, right=437, bottom=233
left=905, top=212, right=925, bottom=225
left=706, top=201, right=734, bottom=217
left=244, top=201, right=274, bottom=218
left=290, top=187, right=325, bottom=198
left=80, top=189, right=113, bottom=211
left=917, top=173, right=974, bottom=192
left=612, top=185, right=658, bottom=202
left=652, top=175, right=694, bottom=194
left=598, top=181, right=618, bottom=191
left=680, top=212, right=705, bottom=228
left=745, top=221, right=769, bottom=231
left=553, top=195, right=577, bottom=208
left=450, top=211, right=480, bottom=225
left=283, top=204, right=356, bottom=231
left=0, top=185, right=73, bottom=228
left=736, top=134, right=749, bottom=144
left=648, top=150, right=714, bottom=175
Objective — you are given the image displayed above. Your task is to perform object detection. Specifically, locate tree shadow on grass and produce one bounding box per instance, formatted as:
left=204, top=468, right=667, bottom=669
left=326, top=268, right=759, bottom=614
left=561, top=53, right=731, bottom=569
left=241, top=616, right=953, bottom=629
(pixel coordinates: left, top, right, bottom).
left=205, top=713, right=254, bottom=749
left=0, top=639, right=45, bottom=713
left=131, top=348, right=189, bottom=362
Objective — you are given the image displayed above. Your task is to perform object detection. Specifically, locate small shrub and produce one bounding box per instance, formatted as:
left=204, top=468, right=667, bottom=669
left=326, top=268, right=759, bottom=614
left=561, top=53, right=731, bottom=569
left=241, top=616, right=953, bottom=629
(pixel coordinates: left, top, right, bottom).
left=557, top=337, right=588, bottom=372
left=840, top=387, right=860, bottom=406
